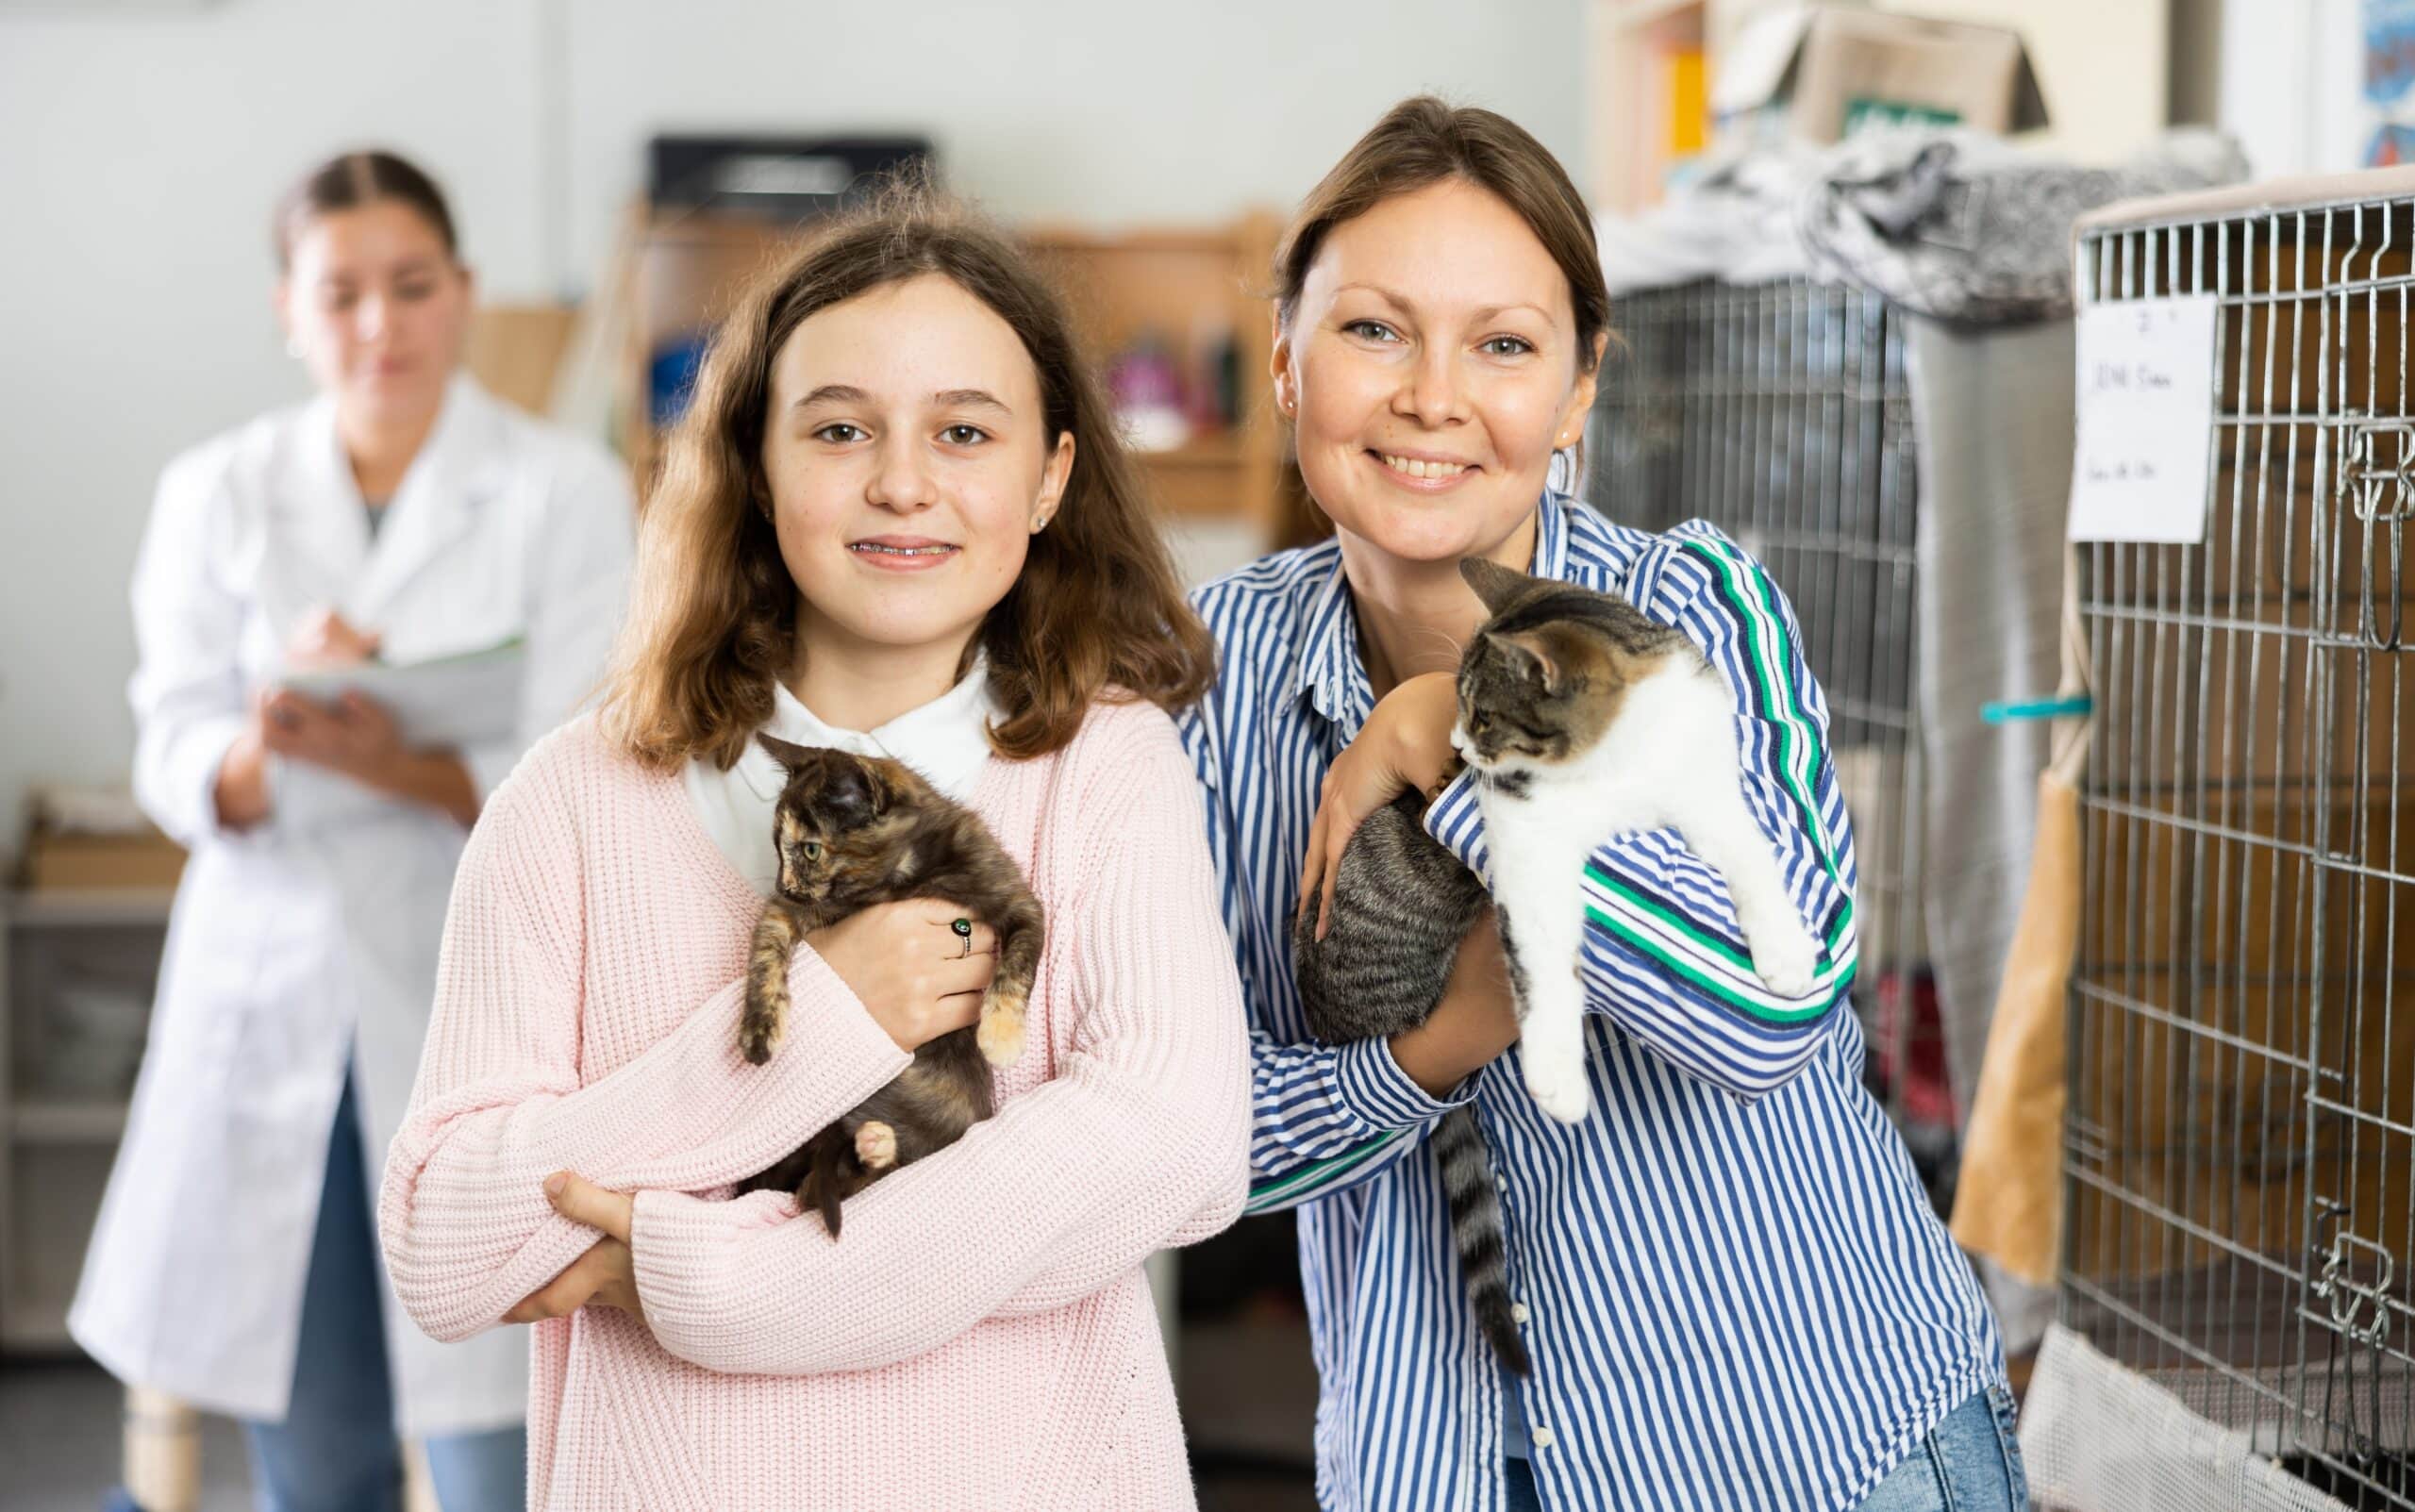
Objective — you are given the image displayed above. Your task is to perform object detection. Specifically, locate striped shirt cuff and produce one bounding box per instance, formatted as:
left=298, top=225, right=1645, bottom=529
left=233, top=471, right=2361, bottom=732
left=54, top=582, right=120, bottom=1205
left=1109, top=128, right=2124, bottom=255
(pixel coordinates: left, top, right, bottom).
left=1422, top=770, right=1486, bottom=875
left=1332, top=1035, right=1474, bottom=1133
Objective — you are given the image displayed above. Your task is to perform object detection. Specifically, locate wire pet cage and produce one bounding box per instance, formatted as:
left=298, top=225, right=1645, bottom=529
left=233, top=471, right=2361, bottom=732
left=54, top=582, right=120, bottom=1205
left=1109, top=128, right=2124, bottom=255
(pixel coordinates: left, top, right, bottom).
left=1589, top=279, right=1946, bottom=1172
left=2045, top=169, right=2415, bottom=1512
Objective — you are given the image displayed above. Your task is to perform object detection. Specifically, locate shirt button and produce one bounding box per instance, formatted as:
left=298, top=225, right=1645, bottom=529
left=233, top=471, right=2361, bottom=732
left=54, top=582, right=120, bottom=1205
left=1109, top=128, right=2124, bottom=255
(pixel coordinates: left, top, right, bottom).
left=1511, top=1303, right=1531, bottom=1324
left=1531, top=1425, right=1557, bottom=1450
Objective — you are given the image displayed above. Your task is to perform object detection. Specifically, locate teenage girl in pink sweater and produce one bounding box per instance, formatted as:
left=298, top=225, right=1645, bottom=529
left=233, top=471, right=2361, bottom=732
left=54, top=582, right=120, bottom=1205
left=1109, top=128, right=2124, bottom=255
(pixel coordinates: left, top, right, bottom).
left=376, top=189, right=1251, bottom=1509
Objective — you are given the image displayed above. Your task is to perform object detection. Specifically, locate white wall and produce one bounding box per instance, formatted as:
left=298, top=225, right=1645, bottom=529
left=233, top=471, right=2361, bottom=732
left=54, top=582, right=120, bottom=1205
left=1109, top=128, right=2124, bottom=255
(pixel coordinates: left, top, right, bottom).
left=0, top=0, right=1582, bottom=852
left=2215, top=0, right=2365, bottom=177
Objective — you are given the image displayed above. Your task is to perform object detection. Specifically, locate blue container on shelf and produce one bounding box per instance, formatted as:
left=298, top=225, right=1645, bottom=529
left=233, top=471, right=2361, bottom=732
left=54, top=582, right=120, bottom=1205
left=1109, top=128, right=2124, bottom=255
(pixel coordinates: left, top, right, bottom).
left=650, top=334, right=710, bottom=430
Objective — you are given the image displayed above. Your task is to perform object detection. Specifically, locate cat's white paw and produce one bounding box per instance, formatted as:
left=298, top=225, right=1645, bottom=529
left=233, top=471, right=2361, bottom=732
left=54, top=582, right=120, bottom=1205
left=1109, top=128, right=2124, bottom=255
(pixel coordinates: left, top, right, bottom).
left=1749, top=920, right=1823, bottom=999
left=1523, top=1042, right=1592, bottom=1125
left=976, top=994, right=1026, bottom=1068
left=855, top=1121, right=898, bottom=1171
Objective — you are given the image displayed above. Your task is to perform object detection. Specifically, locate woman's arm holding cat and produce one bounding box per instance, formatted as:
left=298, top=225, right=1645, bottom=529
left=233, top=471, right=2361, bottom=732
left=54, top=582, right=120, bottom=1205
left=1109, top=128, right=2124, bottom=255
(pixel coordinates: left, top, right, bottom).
left=376, top=748, right=914, bottom=1343
left=618, top=711, right=1254, bottom=1374
left=1183, top=701, right=1443, bottom=1214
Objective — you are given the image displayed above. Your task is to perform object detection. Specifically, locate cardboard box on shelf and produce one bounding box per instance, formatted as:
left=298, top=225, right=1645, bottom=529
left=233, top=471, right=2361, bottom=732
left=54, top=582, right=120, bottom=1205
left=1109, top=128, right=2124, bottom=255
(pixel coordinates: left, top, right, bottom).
left=1712, top=5, right=2048, bottom=148
left=465, top=305, right=581, bottom=420
left=15, top=829, right=186, bottom=892
left=14, top=787, right=185, bottom=892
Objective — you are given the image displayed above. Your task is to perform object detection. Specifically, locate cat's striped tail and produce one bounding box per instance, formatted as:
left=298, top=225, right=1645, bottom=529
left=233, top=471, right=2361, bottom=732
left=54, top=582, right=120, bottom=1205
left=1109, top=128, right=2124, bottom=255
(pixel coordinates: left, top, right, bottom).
left=1434, top=1105, right=1530, bottom=1376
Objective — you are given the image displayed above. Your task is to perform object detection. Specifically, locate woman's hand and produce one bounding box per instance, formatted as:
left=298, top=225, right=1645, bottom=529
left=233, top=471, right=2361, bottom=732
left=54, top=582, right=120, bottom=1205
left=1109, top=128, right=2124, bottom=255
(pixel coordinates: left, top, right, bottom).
left=506, top=1172, right=643, bottom=1324
left=212, top=714, right=274, bottom=830
left=259, top=688, right=405, bottom=780
left=1297, top=671, right=1460, bottom=939
left=284, top=607, right=381, bottom=669
left=1387, top=909, right=1523, bottom=1099
left=215, top=682, right=401, bottom=826
left=256, top=685, right=480, bottom=826
left=808, top=899, right=999, bottom=1052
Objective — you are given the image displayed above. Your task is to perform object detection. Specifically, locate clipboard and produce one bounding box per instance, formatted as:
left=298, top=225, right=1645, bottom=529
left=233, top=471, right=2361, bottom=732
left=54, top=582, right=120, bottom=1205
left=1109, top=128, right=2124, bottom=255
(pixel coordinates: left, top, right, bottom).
left=277, top=638, right=526, bottom=748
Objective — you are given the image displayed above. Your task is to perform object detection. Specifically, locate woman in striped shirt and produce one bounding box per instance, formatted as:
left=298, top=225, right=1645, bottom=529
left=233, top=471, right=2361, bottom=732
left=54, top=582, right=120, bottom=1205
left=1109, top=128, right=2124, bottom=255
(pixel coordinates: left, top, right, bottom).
left=1179, top=97, right=2026, bottom=1512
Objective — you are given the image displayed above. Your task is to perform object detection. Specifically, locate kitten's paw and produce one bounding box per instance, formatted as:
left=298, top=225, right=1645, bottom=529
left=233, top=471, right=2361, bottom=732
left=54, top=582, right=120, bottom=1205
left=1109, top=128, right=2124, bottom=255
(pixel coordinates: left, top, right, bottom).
left=976, top=984, right=1028, bottom=1067
left=1749, top=922, right=1823, bottom=999
left=1523, top=1044, right=1592, bottom=1125
left=976, top=1009, right=1025, bottom=1068
left=737, top=1012, right=782, bottom=1067
left=855, top=1122, right=898, bottom=1171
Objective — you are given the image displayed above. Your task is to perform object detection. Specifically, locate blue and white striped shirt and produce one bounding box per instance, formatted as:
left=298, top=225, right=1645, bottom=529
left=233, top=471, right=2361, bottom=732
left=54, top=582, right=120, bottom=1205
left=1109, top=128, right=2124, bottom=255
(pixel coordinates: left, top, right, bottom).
left=1179, top=496, right=2003, bottom=1512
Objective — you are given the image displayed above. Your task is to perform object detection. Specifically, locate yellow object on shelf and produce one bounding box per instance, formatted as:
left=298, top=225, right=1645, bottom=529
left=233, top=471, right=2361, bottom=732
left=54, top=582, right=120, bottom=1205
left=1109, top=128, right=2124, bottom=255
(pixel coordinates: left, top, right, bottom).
left=1667, top=47, right=1707, bottom=158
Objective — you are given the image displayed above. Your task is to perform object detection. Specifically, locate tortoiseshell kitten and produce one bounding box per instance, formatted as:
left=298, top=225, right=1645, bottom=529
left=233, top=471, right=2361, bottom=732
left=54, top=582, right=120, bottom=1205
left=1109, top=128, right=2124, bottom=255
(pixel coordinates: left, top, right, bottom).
left=735, top=739, right=1043, bottom=1236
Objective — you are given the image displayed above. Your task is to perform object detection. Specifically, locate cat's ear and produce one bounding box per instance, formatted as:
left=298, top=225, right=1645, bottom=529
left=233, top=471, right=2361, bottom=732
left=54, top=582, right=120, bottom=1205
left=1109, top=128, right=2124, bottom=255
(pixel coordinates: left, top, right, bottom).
left=1490, top=629, right=1561, bottom=694
left=858, top=758, right=899, bottom=817
left=1458, top=557, right=1532, bottom=616
left=757, top=732, right=816, bottom=771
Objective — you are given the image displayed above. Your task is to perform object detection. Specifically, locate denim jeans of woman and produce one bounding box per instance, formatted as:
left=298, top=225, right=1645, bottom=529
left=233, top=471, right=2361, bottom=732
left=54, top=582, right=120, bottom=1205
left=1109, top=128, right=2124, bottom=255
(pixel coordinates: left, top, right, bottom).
left=1497, top=1385, right=2027, bottom=1510
left=241, top=1073, right=526, bottom=1512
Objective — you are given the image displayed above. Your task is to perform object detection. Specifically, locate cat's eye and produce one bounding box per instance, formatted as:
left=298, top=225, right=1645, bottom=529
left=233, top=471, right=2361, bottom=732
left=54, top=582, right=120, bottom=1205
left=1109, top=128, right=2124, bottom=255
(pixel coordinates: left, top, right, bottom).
left=801, top=841, right=823, bottom=860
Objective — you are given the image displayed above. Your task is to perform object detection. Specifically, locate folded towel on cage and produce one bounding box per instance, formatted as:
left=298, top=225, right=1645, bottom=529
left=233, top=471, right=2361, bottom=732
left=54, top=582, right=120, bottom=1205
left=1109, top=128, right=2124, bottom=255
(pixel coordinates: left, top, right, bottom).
left=1598, top=128, right=2248, bottom=323
left=1799, top=127, right=2248, bottom=324
left=1596, top=145, right=1824, bottom=294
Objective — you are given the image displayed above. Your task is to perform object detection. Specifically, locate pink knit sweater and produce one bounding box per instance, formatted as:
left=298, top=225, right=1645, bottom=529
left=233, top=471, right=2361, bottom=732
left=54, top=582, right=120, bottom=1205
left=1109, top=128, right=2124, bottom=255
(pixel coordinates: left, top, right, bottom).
left=377, top=700, right=1251, bottom=1510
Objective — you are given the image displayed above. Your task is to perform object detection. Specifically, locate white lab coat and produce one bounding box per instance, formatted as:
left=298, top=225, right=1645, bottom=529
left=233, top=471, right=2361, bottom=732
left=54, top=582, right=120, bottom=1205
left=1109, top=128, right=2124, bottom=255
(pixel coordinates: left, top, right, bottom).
left=69, top=375, right=635, bottom=1436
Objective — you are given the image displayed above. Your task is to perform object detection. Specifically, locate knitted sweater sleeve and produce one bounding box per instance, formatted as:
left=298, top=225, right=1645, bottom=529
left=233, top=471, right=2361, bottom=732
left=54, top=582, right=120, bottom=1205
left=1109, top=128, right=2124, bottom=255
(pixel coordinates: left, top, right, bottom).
left=377, top=739, right=912, bottom=1344
left=627, top=708, right=1252, bottom=1375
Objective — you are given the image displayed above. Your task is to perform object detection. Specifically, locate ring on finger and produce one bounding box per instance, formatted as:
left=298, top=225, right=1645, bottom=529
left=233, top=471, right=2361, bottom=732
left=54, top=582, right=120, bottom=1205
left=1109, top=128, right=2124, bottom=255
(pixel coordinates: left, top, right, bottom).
left=952, top=917, right=974, bottom=958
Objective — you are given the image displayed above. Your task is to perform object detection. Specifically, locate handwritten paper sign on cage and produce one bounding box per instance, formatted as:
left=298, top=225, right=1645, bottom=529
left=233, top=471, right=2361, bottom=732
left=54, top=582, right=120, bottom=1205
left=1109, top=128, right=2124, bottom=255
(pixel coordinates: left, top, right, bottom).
left=2066, top=294, right=2220, bottom=544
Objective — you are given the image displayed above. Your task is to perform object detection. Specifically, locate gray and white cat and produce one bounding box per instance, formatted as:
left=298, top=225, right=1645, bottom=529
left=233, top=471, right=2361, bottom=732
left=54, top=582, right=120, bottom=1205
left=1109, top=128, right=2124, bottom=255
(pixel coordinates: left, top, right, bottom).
left=1291, top=556, right=1822, bottom=1374
left=1452, top=556, right=1821, bottom=1124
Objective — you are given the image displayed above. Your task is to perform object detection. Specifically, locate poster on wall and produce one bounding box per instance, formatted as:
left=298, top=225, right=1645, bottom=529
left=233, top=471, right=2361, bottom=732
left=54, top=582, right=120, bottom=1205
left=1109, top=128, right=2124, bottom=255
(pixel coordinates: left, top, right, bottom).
left=2367, top=0, right=2415, bottom=164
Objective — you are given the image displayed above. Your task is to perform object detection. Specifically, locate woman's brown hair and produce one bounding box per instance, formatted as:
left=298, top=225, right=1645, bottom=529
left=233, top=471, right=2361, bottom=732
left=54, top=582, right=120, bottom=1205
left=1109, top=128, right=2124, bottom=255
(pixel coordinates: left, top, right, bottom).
left=274, top=150, right=459, bottom=271
left=1274, top=96, right=1609, bottom=371
left=601, top=183, right=1216, bottom=773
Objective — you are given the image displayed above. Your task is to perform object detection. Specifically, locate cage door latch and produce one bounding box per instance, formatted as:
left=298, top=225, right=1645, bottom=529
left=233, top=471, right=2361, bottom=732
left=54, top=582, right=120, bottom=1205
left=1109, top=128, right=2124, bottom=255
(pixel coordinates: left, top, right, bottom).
left=2313, top=1229, right=2397, bottom=1348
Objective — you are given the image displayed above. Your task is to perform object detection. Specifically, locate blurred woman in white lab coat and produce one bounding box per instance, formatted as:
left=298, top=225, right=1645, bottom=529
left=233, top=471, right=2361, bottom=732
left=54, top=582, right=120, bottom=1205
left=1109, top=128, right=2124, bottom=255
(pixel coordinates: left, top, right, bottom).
left=69, top=150, right=635, bottom=1512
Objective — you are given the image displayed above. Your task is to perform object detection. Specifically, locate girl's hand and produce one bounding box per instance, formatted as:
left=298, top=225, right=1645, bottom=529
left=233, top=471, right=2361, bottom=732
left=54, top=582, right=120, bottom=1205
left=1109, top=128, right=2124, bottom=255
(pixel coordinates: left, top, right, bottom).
left=808, top=899, right=999, bottom=1052
left=506, top=1172, right=641, bottom=1323
left=1297, top=672, right=1460, bottom=940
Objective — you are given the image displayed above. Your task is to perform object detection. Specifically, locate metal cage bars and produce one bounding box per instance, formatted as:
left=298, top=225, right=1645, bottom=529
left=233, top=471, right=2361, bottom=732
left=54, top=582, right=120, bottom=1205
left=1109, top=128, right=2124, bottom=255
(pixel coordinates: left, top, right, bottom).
left=2065, top=191, right=2415, bottom=1509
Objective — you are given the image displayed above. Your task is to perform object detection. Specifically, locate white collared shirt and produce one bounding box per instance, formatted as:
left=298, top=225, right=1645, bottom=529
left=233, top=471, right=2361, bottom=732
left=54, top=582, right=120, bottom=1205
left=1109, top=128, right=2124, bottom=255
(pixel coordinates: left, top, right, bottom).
left=684, top=667, right=999, bottom=897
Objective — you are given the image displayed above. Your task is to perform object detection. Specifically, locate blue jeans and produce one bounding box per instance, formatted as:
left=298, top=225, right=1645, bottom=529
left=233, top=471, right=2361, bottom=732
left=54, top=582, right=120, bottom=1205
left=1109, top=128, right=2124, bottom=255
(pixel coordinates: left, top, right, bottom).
left=1854, top=1385, right=2029, bottom=1512
left=1497, top=1386, right=2026, bottom=1511
left=241, top=1075, right=525, bottom=1512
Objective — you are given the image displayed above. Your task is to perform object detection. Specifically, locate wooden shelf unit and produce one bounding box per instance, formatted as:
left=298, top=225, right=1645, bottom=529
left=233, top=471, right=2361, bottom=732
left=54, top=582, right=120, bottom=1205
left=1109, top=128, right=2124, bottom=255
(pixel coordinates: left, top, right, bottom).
left=613, top=208, right=1287, bottom=536
left=1, top=888, right=171, bottom=1354
left=1589, top=0, right=1714, bottom=215
left=1020, top=217, right=1283, bottom=528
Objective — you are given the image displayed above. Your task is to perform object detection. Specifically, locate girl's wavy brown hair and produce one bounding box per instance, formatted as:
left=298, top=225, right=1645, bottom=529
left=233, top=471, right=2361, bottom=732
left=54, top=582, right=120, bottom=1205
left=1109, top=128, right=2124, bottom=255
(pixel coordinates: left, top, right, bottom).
left=601, top=184, right=1215, bottom=773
